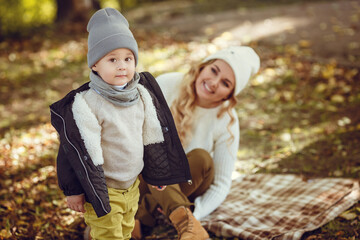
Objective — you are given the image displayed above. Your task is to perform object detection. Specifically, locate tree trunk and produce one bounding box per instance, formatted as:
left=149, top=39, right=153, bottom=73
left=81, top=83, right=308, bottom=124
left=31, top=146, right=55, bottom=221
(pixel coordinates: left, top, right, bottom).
left=56, top=0, right=95, bottom=23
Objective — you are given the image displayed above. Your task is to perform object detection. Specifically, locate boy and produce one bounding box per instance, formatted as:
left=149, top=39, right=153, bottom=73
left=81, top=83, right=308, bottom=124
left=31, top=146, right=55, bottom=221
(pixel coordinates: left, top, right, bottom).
left=50, top=8, right=191, bottom=239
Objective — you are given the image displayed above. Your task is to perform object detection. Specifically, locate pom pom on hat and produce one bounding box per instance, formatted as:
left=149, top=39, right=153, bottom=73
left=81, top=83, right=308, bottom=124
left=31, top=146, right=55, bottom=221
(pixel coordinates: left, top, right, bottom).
left=87, top=8, right=138, bottom=68
left=203, top=46, right=260, bottom=95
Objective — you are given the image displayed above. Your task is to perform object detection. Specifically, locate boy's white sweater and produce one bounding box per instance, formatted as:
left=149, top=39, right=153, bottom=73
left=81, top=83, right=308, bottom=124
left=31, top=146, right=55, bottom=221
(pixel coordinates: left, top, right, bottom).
left=72, top=85, right=165, bottom=190
left=156, top=72, right=240, bottom=220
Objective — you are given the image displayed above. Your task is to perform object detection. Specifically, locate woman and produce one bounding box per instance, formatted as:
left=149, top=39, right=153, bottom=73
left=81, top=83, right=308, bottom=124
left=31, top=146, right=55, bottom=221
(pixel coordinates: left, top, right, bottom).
left=132, top=46, right=260, bottom=239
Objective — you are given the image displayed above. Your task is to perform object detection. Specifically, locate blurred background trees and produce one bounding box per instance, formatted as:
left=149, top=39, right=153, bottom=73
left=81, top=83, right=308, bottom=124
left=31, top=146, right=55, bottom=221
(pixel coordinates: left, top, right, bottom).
left=0, top=0, right=321, bottom=40
left=0, top=0, right=56, bottom=39
left=0, top=0, right=160, bottom=40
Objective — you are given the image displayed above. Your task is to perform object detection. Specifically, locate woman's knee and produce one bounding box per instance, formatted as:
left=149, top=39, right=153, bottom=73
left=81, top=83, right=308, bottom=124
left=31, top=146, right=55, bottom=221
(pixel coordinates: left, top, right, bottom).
left=187, top=148, right=214, bottom=177
left=183, top=149, right=214, bottom=201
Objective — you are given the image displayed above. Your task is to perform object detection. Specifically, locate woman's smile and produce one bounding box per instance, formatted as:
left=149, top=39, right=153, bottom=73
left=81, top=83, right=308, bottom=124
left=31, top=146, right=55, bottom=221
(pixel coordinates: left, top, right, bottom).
left=202, top=81, right=215, bottom=94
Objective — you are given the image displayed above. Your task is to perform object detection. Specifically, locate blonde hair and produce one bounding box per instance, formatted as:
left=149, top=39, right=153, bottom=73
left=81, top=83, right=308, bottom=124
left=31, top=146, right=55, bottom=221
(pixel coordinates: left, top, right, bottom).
left=170, top=60, right=238, bottom=148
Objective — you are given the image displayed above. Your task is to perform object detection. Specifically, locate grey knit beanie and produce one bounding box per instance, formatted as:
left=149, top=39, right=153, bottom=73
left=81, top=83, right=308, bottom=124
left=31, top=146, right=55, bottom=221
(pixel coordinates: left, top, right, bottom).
left=87, top=8, right=138, bottom=68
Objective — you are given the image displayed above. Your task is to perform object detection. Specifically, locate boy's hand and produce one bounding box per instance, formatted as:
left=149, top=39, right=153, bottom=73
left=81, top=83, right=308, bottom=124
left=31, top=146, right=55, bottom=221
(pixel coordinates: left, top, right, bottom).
left=66, top=194, right=86, bottom=213
left=151, top=185, right=167, bottom=191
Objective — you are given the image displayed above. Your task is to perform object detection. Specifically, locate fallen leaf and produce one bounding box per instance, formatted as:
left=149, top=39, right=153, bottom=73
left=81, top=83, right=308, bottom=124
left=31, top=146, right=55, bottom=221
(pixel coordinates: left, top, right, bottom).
left=0, top=229, right=12, bottom=238
left=299, top=40, right=311, bottom=48
left=331, top=94, right=345, bottom=103
left=315, top=83, right=327, bottom=92
left=339, top=210, right=357, bottom=220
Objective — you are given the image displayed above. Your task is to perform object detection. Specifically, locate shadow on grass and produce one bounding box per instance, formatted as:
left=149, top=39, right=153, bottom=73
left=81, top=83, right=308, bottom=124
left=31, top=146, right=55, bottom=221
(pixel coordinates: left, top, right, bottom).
left=0, top=54, right=88, bottom=137
left=255, top=129, right=360, bottom=178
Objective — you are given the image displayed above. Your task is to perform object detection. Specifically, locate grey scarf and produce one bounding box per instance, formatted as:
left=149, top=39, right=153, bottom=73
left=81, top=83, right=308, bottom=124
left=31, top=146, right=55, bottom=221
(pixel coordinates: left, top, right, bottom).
left=89, top=71, right=140, bottom=107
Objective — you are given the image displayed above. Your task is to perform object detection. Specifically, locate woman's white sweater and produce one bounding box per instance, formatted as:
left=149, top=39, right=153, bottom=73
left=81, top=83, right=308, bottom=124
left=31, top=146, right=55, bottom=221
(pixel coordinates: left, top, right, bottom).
left=156, top=72, right=240, bottom=220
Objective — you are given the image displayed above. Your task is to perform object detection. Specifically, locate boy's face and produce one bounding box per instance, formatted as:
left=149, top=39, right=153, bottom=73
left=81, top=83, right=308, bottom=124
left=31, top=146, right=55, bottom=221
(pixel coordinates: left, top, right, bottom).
left=92, top=48, right=136, bottom=86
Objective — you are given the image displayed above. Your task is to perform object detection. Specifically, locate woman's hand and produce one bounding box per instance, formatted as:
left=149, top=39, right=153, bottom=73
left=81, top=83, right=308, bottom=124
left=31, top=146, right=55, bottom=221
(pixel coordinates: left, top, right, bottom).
left=151, top=185, right=167, bottom=191
left=66, top=194, right=86, bottom=213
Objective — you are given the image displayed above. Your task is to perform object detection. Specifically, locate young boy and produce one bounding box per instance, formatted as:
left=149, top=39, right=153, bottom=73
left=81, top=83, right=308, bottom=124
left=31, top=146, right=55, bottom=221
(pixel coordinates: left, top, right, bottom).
left=50, top=8, right=191, bottom=239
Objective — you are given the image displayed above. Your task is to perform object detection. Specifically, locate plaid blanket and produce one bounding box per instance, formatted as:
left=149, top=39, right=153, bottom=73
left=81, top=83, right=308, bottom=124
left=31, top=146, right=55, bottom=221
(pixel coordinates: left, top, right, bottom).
left=201, top=174, right=360, bottom=240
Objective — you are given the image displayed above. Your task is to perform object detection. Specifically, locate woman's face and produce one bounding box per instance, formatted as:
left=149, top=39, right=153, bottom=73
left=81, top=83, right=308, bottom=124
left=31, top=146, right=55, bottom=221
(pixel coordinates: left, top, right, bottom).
left=195, top=59, right=235, bottom=108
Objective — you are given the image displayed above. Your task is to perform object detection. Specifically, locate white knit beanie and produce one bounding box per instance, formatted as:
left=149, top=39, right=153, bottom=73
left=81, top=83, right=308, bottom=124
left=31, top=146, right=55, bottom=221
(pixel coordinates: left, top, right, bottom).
left=203, top=46, right=260, bottom=95
left=87, top=8, right=138, bottom=68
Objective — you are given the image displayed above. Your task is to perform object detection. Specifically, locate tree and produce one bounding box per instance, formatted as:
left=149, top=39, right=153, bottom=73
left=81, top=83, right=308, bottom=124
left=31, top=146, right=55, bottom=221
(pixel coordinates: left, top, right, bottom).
left=56, top=0, right=99, bottom=23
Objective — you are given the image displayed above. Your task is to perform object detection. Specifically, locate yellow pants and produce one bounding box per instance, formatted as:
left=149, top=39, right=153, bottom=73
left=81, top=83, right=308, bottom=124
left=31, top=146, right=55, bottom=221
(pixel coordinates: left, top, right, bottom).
left=84, top=178, right=140, bottom=240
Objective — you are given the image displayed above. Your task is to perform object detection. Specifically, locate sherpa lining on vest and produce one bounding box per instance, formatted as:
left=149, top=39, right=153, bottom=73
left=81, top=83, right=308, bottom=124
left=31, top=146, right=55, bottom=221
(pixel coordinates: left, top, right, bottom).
left=72, top=85, right=164, bottom=166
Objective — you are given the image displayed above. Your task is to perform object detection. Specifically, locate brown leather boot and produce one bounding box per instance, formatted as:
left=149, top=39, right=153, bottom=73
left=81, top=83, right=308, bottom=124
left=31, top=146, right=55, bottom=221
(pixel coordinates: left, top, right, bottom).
left=169, top=206, right=209, bottom=240
left=131, top=219, right=142, bottom=240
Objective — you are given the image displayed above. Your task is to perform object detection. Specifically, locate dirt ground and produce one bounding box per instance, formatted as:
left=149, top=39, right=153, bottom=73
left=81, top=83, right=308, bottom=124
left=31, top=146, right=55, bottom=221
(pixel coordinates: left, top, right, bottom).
left=127, top=0, right=360, bottom=67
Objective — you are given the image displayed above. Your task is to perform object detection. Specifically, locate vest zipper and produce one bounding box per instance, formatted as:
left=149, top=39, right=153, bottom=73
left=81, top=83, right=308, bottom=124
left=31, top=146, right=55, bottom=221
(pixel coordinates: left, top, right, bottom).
left=50, top=109, right=109, bottom=215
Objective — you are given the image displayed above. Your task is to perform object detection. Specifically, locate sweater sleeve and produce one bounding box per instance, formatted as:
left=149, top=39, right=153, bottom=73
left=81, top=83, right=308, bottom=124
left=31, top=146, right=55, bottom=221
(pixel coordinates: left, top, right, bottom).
left=156, top=72, right=184, bottom=104
left=193, top=110, right=239, bottom=220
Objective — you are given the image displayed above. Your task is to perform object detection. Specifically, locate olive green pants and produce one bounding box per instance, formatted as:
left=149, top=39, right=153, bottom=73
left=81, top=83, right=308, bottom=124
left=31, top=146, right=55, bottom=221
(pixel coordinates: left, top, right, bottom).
left=136, top=148, right=215, bottom=226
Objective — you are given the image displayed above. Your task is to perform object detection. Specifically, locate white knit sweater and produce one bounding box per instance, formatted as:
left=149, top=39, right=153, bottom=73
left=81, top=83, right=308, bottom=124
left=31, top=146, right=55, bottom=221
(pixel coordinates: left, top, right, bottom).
left=156, top=72, right=240, bottom=220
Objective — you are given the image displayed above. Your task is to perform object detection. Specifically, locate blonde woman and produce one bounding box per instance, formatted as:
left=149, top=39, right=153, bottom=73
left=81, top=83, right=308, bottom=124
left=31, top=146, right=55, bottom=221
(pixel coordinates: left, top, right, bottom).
left=132, top=46, right=260, bottom=240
